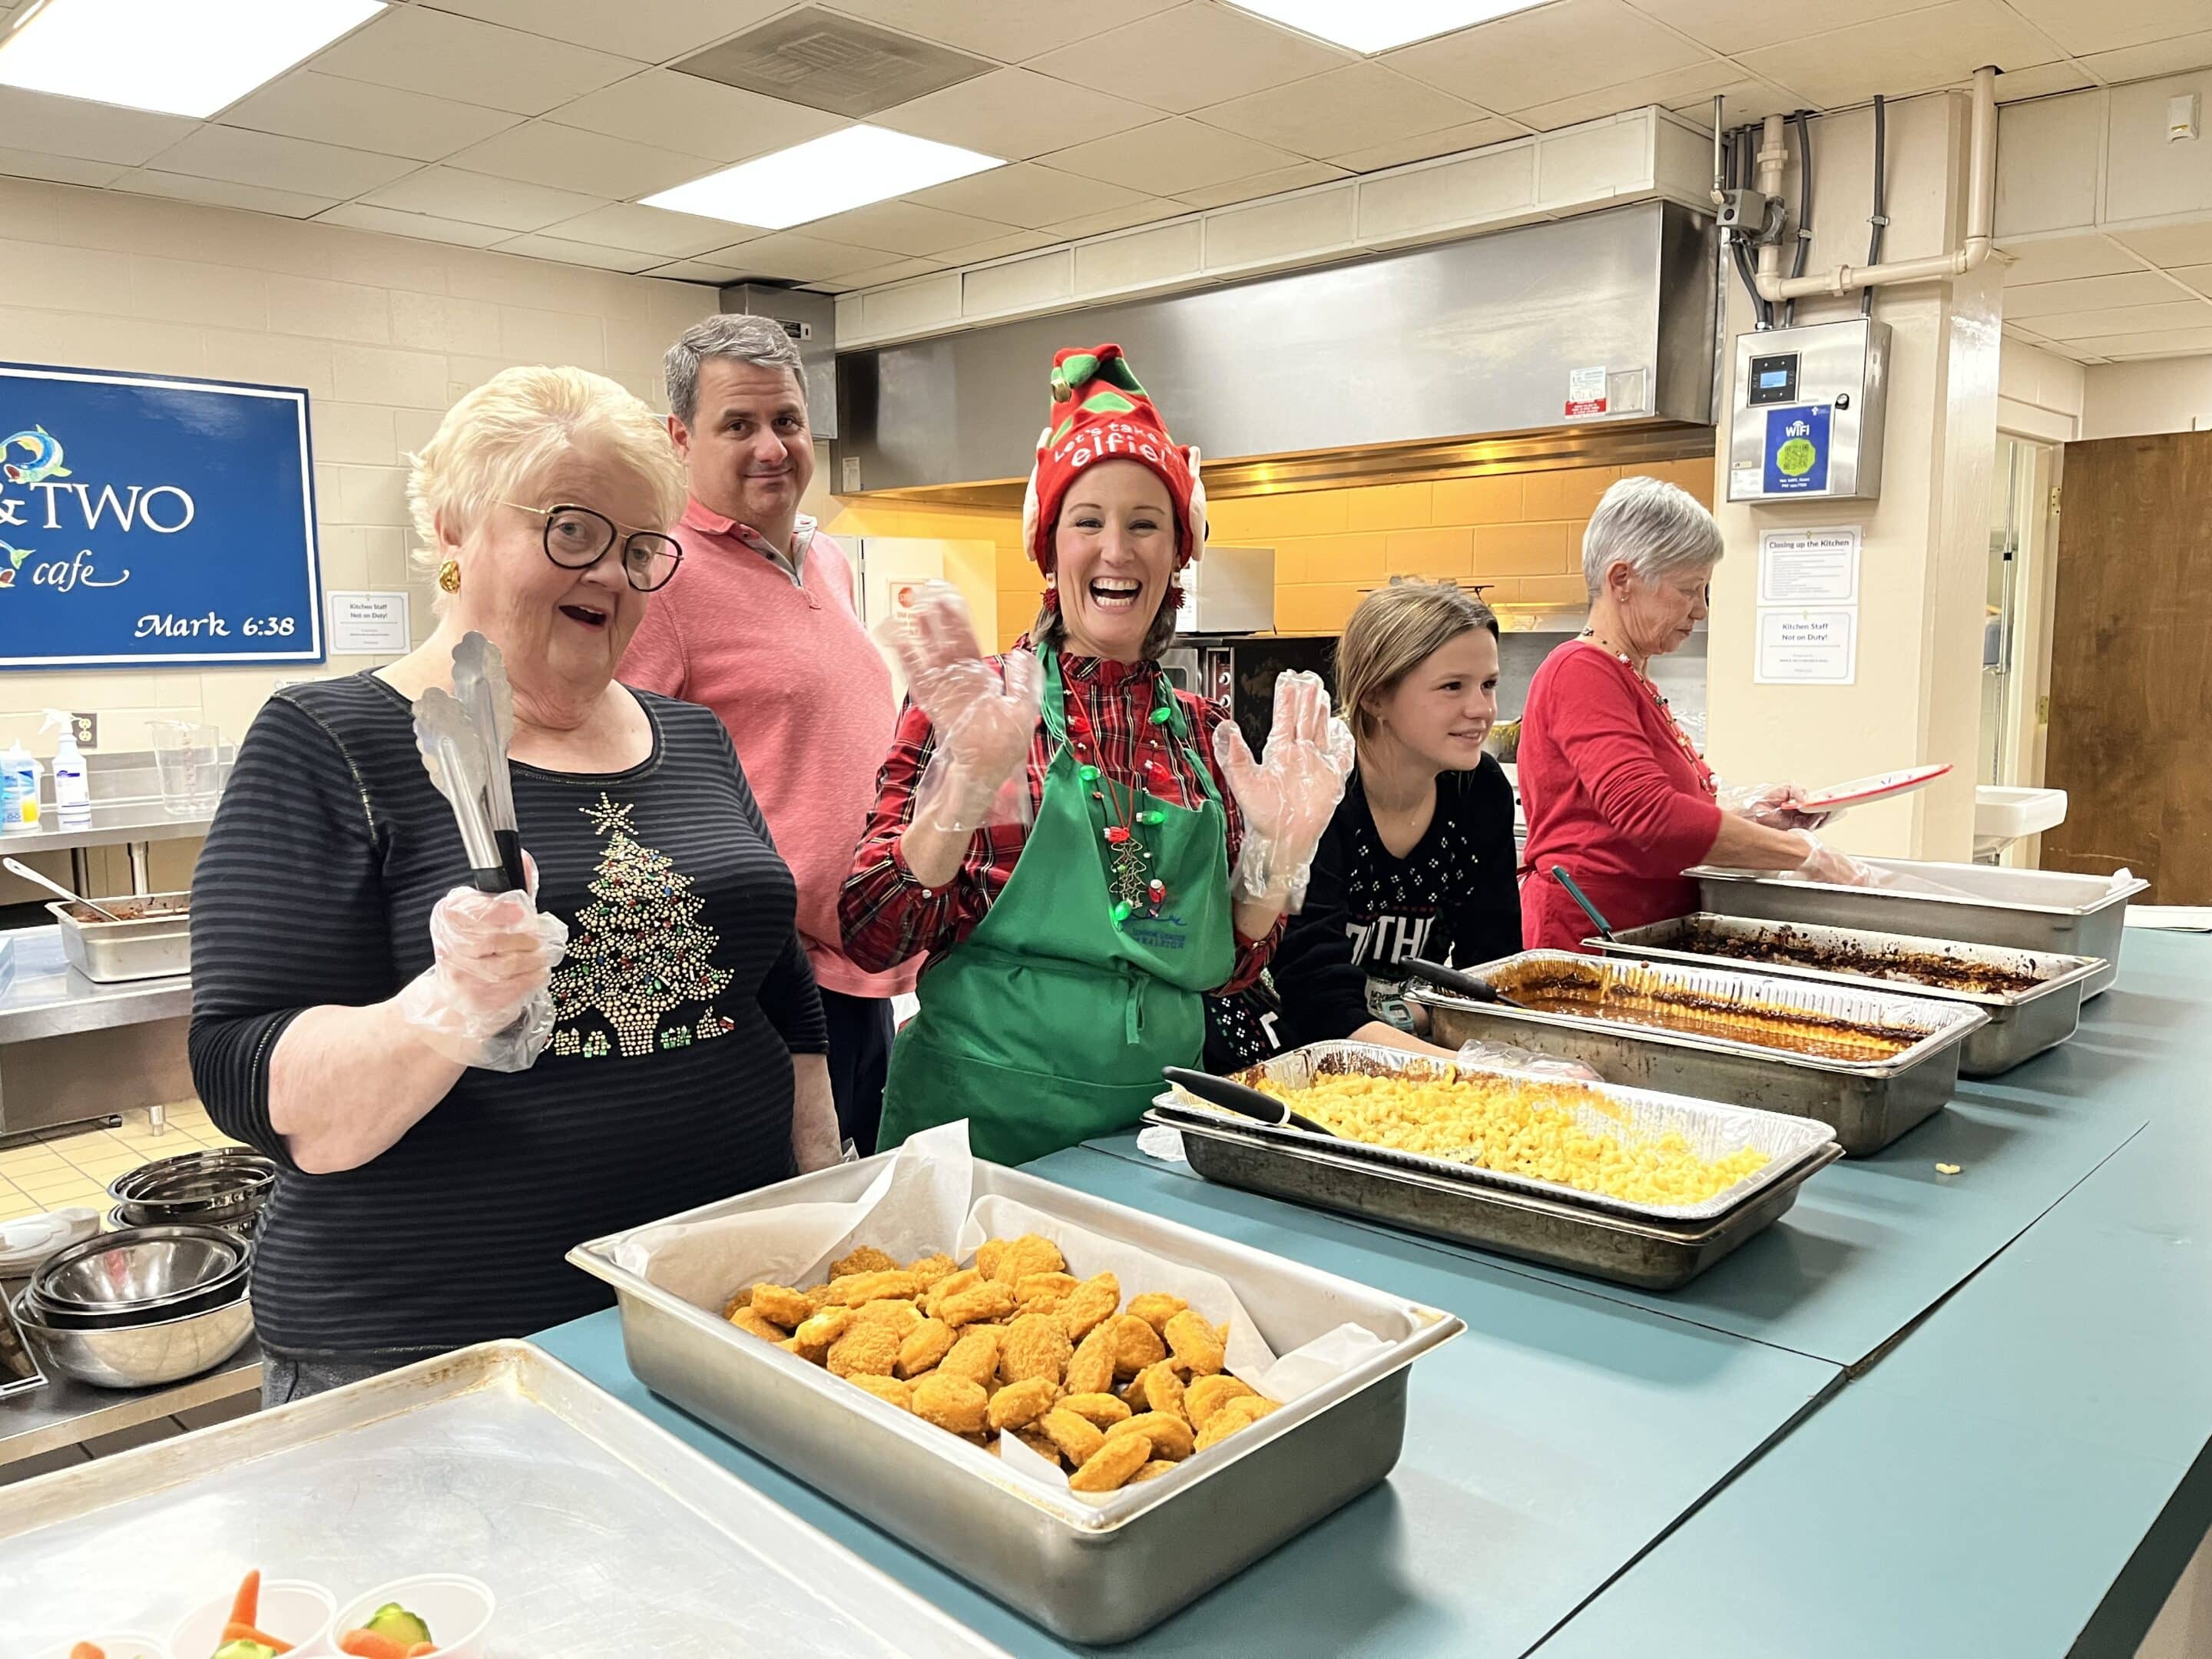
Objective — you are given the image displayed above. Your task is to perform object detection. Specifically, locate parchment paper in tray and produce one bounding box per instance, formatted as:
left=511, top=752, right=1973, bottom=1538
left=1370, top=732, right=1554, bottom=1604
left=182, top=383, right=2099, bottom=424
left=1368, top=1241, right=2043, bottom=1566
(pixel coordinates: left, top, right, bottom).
left=611, top=1121, right=1390, bottom=1495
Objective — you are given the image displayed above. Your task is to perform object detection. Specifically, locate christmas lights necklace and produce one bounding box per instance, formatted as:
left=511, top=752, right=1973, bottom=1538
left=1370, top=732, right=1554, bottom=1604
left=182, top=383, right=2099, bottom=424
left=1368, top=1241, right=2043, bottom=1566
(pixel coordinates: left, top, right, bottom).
left=1068, top=668, right=1181, bottom=929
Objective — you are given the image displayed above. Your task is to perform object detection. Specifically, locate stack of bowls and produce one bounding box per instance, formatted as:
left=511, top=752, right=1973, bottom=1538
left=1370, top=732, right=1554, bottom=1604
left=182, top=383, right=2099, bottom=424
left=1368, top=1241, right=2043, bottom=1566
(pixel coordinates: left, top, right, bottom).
left=13, top=1224, right=253, bottom=1389
left=108, top=1149, right=276, bottom=1241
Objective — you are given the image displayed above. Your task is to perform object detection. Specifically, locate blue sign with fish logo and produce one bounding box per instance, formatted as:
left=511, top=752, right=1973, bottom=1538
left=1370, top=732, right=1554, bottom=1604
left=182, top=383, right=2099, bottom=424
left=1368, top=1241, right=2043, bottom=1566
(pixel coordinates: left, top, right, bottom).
left=0, top=362, right=323, bottom=667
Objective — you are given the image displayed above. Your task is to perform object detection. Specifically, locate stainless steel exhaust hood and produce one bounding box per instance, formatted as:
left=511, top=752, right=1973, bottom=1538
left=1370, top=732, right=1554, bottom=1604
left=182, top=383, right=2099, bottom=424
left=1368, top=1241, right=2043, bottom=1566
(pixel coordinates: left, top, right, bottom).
left=835, top=200, right=1716, bottom=506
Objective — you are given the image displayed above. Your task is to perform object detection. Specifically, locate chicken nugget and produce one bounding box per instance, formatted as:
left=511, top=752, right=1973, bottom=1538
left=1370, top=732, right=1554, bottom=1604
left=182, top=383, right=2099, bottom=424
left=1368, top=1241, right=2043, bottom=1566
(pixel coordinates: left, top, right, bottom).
left=1039, top=1406, right=1106, bottom=1469
left=1108, top=1313, right=1167, bottom=1379
left=1125, top=1361, right=1187, bottom=1423
left=826, top=1323, right=901, bottom=1379
left=727, top=1307, right=786, bottom=1343
left=1194, top=1394, right=1280, bottom=1452
left=1108, top=1409, right=1197, bottom=1461
left=907, top=1252, right=958, bottom=1287
left=1065, top=1323, right=1118, bottom=1397
left=1184, top=1374, right=1257, bottom=1430
left=793, top=1305, right=855, bottom=1349
left=1015, top=1270, right=1079, bottom=1305
left=851, top=1297, right=923, bottom=1336
left=999, top=1312, right=1074, bottom=1386
left=721, top=1285, right=753, bottom=1317
left=990, top=1233, right=1067, bottom=1285
left=806, top=1281, right=843, bottom=1315
left=747, top=1283, right=813, bottom=1330
left=912, top=1373, right=989, bottom=1435
left=1163, top=1310, right=1226, bottom=1376
left=1133, top=1459, right=1178, bottom=1482
left=830, top=1245, right=900, bottom=1280
left=847, top=1373, right=913, bottom=1411
left=924, top=1267, right=982, bottom=1317
left=835, top=1269, right=923, bottom=1306
left=1056, top=1272, right=1121, bottom=1341
left=940, top=1327, right=1002, bottom=1389
left=1058, top=1391, right=1133, bottom=1429
left=1124, top=1292, right=1188, bottom=1335
left=1013, top=1425, right=1061, bottom=1464
left=897, top=1316, right=956, bottom=1379
left=935, top=1279, right=1017, bottom=1328
left=1069, top=1432, right=1151, bottom=1493
left=974, top=1238, right=1009, bottom=1280
left=986, top=1375, right=1060, bottom=1431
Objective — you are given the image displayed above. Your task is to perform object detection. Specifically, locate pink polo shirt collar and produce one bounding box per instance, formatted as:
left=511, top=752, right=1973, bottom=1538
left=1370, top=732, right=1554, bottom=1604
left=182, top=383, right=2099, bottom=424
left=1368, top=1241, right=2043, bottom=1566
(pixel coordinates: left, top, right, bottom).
left=680, top=497, right=816, bottom=581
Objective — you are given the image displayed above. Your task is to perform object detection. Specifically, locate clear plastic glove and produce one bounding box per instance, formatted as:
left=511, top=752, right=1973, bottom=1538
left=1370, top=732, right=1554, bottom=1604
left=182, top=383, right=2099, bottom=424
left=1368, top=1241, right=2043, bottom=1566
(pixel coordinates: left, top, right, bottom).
left=1453, top=1038, right=1604, bottom=1083
left=396, top=883, right=569, bottom=1071
left=1719, top=780, right=1831, bottom=831
left=1793, top=833, right=1876, bottom=888
left=881, top=580, right=1043, bottom=834
left=1214, top=669, right=1356, bottom=910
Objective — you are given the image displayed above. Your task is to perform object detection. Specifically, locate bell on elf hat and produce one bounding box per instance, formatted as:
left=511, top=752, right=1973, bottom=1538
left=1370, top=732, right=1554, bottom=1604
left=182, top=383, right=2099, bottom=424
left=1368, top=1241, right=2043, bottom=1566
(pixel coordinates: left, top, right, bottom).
left=1019, top=343, right=1207, bottom=580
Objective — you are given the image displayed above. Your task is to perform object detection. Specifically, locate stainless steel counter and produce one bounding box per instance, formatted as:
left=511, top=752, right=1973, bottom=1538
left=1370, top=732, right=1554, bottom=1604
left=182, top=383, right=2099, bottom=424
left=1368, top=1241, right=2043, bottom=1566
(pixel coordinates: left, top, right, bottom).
left=1, top=797, right=214, bottom=856
left=0, top=928, right=188, bottom=1046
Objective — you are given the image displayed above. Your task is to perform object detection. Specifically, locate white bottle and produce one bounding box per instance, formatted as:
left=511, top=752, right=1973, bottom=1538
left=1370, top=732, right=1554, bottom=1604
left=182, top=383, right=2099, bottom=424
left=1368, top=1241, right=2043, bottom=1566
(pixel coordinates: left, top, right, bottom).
left=48, top=718, right=90, bottom=826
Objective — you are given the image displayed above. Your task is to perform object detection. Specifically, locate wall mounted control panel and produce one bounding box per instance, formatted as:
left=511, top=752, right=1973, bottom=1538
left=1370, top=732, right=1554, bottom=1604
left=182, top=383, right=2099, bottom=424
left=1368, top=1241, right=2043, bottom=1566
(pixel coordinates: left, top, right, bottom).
left=1727, top=317, right=1890, bottom=503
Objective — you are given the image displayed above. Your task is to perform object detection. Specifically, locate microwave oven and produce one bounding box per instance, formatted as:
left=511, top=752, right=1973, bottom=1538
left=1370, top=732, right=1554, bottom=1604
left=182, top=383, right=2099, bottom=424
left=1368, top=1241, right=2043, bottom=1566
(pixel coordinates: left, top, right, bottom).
left=1174, top=545, right=1273, bottom=634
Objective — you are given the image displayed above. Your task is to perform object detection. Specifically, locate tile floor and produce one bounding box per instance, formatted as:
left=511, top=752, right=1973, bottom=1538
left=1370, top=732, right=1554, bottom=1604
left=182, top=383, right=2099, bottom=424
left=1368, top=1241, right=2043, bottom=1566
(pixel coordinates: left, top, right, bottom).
left=0, top=1101, right=248, bottom=1223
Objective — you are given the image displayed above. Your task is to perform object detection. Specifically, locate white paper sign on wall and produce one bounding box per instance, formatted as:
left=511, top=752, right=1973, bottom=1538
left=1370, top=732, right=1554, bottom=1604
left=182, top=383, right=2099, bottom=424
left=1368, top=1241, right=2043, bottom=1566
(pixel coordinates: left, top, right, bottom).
left=1758, top=526, right=1861, bottom=605
left=327, top=591, right=410, bottom=656
left=1756, top=607, right=1857, bottom=684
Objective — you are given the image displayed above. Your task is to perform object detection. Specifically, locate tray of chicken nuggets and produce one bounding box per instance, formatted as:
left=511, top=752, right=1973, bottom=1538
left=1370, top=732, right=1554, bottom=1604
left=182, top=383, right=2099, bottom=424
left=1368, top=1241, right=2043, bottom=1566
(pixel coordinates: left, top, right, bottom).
left=569, top=1132, right=1462, bottom=1645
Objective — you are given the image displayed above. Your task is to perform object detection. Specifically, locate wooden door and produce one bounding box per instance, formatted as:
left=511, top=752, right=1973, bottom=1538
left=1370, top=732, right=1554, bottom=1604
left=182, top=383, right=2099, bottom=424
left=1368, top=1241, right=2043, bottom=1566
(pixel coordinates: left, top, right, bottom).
left=2042, top=431, right=2212, bottom=902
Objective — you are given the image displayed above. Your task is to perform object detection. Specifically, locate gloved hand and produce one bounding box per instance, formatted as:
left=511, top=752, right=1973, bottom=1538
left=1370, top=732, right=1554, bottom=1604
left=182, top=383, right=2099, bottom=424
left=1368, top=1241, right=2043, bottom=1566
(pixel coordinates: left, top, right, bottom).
left=1720, top=780, right=1831, bottom=831
left=396, top=881, right=569, bottom=1071
left=1214, top=670, right=1355, bottom=909
left=1793, top=833, right=1876, bottom=887
left=882, top=581, right=1043, bottom=834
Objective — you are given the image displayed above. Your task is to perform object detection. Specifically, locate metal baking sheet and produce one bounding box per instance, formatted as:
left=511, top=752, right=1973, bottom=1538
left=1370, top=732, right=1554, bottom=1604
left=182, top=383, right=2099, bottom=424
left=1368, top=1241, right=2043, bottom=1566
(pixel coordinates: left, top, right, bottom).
left=1409, top=953, right=1986, bottom=1155
left=1687, top=859, right=2146, bottom=998
left=1167, top=1039, right=1837, bottom=1224
left=1157, top=1109, right=1846, bottom=1291
left=568, top=1158, right=1462, bottom=1646
left=0, top=1339, right=1009, bottom=1658
left=1590, top=915, right=2100, bottom=1077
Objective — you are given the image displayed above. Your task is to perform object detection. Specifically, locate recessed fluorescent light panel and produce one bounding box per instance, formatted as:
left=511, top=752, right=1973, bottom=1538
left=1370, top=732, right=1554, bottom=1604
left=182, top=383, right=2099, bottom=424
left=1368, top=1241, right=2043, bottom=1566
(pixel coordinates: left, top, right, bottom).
left=644, top=125, right=1003, bottom=230
left=1225, top=0, right=1550, bottom=54
left=0, top=0, right=386, bottom=118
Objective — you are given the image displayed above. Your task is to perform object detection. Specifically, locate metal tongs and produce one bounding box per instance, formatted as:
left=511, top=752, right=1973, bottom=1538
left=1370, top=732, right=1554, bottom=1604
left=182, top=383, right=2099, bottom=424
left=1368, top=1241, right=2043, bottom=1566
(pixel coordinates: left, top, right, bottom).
left=412, top=631, right=527, bottom=895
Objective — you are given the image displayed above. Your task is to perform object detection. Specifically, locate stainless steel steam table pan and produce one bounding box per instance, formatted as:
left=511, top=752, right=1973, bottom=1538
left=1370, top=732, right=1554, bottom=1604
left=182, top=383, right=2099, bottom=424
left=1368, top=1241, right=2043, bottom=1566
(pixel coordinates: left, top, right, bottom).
left=46, top=892, right=191, bottom=983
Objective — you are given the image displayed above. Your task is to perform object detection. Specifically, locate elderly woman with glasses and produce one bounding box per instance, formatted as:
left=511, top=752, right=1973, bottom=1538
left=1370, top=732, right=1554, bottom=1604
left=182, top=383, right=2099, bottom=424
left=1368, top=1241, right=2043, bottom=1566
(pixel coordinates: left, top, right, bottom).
left=190, top=366, right=840, bottom=1406
left=1518, top=476, right=1873, bottom=952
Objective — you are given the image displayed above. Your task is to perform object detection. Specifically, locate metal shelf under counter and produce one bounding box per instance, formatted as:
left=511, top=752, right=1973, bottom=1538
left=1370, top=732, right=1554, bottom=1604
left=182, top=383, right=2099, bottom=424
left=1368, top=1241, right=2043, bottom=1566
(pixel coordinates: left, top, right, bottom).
left=0, top=928, right=193, bottom=1140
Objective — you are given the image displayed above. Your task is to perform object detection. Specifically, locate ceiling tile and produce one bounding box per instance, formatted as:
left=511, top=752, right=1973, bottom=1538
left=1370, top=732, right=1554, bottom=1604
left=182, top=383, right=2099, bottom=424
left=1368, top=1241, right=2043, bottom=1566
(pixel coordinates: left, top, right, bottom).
left=2173, top=265, right=2212, bottom=298
left=2113, top=222, right=2212, bottom=266
left=544, top=71, right=849, bottom=163
left=708, top=232, right=899, bottom=281
left=1041, top=118, right=1309, bottom=195
left=803, top=199, right=1019, bottom=254
left=0, top=147, right=127, bottom=187
left=443, top=121, right=720, bottom=200
left=1327, top=117, right=1526, bottom=173
left=494, top=233, right=663, bottom=273
left=904, top=161, right=1147, bottom=227
left=1628, top=0, right=1936, bottom=57
left=0, top=87, right=199, bottom=166
left=1174, top=161, right=1349, bottom=210
left=1041, top=197, right=1190, bottom=240
left=672, top=8, right=992, bottom=120
left=943, top=229, right=1058, bottom=262
left=1734, top=2, right=2067, bottom=111
left=820, top=0, right=1182, bottom=63
left=1991, top=61, right=2095, bottom=101
left=2001, top=0, right=2209, bottom=57
left=2003, top=270, right=2192, bottom=317
left=541, top=201, right=743, bottom=257
left=1029, top=2, right=1353, bottom=116
left=2028, top=299, right=2212, bottom=339
left=804, top=254, right=948, bottom=290
left=1383, top=0, right=1709, bottom=114
left=144, top=127, right=417, bottom=198
left=426, top=0, right=784, bottom=61
left=1666, top=78, right=1806, bottom=125
left=308, top=6, right=640, bottom=118
left=644, top=255, right=760, bottom=283
left=315, top=202, right=513, bottom=248
left=2075, top=326, right=2212, bottom=357
left=113, top=170, right=336, bottom=219
left=2002, top=321, right=2055, bottom=345
left=876, top=66, right=1158, bottom=159
left=1995, top=233, right=2148, bottom=283
left=1514, top=58, right=1746, bottom=131
left=217, top=71, right=518, bottom=164
left=1198, top=63, right=1486, bottom=160
left=360, top=166, right=608, bottom=233
left=2079, top=31, right=2212, bottom=81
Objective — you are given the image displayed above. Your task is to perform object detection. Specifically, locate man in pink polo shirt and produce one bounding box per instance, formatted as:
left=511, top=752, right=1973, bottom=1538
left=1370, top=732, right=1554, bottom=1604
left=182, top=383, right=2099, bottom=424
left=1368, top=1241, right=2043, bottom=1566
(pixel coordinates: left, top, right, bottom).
left=621, top=313, right=916, bottom=1153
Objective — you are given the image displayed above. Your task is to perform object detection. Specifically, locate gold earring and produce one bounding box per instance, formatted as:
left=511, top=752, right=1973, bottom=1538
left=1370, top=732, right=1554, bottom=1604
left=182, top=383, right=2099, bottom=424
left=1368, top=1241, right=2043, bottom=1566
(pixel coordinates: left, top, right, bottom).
left=438, top=558, right=461, bottom=594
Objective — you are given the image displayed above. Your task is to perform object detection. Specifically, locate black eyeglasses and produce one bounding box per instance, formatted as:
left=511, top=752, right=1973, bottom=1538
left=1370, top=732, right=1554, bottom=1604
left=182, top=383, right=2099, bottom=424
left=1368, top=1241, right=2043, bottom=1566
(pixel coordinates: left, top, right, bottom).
left=503, top=502, right=684, bottom=592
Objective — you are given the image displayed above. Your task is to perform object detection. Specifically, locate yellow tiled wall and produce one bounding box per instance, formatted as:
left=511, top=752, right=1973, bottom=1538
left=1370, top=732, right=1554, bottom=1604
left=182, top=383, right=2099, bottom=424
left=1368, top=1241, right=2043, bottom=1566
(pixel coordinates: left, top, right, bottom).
left=826, top=456, right=1714, bottom=652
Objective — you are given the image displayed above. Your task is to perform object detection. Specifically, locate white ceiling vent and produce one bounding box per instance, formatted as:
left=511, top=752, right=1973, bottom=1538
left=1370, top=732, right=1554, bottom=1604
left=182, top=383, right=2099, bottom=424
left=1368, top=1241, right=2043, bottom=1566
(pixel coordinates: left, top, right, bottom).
left=671, top=8, right=992, bottom=121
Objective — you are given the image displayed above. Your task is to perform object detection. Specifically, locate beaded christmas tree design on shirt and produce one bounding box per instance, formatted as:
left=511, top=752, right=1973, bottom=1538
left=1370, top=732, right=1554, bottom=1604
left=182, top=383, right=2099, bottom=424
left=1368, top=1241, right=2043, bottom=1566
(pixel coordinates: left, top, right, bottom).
left=548, top=793, right=735, bottom=1059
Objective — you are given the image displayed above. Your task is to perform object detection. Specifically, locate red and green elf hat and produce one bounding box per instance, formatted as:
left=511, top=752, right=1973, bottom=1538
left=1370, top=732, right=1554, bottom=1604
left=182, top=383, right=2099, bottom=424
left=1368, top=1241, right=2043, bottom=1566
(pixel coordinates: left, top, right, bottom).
left=1019, top=343, right=1207, bottom=576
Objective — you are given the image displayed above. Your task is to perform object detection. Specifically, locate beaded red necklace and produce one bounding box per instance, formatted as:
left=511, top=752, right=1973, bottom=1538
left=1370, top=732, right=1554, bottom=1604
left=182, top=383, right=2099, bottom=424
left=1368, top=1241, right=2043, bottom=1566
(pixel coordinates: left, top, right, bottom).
left=1064, top=667, right=1184, bottom=928
left=1577, top=633, right=1716, bottom=795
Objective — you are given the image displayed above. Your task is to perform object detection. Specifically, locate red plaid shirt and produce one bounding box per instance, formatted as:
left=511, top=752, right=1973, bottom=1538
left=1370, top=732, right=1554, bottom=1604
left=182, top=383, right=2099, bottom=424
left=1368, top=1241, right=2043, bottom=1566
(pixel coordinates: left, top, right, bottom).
left=839, top=647, right=1280, bottom=992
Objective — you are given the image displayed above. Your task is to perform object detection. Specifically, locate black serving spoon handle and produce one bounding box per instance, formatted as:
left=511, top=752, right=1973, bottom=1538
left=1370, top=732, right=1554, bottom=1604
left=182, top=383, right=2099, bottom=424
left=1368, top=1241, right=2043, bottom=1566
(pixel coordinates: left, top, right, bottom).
left=1161, top=1067, right=1337, bottom=1137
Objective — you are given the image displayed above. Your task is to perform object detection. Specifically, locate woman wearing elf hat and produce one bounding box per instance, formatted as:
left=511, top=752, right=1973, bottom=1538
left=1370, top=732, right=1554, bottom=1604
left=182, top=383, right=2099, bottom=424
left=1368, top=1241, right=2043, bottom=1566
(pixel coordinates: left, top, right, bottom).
left=840, top=343, right=1353, bottom=1166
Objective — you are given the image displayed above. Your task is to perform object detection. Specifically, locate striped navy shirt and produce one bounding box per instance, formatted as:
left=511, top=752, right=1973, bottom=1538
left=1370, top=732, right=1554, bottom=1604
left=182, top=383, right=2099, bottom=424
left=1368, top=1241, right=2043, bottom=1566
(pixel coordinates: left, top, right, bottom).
left=189, top=673, right=826, bottom=1359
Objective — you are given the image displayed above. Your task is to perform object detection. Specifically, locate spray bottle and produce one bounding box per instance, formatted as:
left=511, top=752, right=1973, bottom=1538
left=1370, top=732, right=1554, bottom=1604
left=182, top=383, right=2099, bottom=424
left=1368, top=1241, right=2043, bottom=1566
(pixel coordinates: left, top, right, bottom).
left=0, top=738, right=40, bottom=834
left=42, top=710, right=89, bottom=826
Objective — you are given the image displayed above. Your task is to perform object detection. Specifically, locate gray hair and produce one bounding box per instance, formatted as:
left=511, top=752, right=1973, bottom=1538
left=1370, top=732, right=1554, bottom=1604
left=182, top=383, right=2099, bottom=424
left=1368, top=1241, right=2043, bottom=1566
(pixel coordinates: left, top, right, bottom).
left=664, top=313, right=806, bottom=426
left=1581, top=475, right=1724, bottom=595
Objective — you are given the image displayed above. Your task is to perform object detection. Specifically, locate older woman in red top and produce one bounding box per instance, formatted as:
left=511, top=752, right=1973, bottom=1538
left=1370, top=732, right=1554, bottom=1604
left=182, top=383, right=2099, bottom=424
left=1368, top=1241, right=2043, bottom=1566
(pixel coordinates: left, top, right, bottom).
left=1518, top=476, right=1872, bottom=952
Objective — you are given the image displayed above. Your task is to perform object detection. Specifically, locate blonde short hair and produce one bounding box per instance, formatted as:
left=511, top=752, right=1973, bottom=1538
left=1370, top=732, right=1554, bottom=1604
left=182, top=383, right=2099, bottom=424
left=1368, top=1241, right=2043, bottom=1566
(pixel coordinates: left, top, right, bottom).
left=407, top=365, right=687, bottom=598
left=1336, top=579, right=1499, bottom=744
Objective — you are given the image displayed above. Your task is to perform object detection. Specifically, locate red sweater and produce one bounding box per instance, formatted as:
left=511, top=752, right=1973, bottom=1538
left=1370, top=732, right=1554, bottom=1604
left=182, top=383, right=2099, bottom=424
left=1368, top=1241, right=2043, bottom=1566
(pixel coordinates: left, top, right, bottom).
left=1518, top=641, right=1723, bottom=952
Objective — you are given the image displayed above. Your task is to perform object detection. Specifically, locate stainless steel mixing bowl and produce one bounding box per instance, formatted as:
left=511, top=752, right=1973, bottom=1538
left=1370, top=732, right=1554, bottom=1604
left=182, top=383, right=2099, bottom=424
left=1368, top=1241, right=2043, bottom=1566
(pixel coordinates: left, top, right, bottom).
left=31, top=1224, right=245, bottom=1313
left=108, top=1150, right=276, bottom=1226
left=12, top=1288, right=253, bottom=1389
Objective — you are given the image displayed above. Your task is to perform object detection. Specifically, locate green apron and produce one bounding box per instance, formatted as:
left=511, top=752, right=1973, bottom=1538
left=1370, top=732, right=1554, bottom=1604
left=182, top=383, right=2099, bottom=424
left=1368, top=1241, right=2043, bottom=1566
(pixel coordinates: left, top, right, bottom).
left=878, top=652, right=1236, bottom=1167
